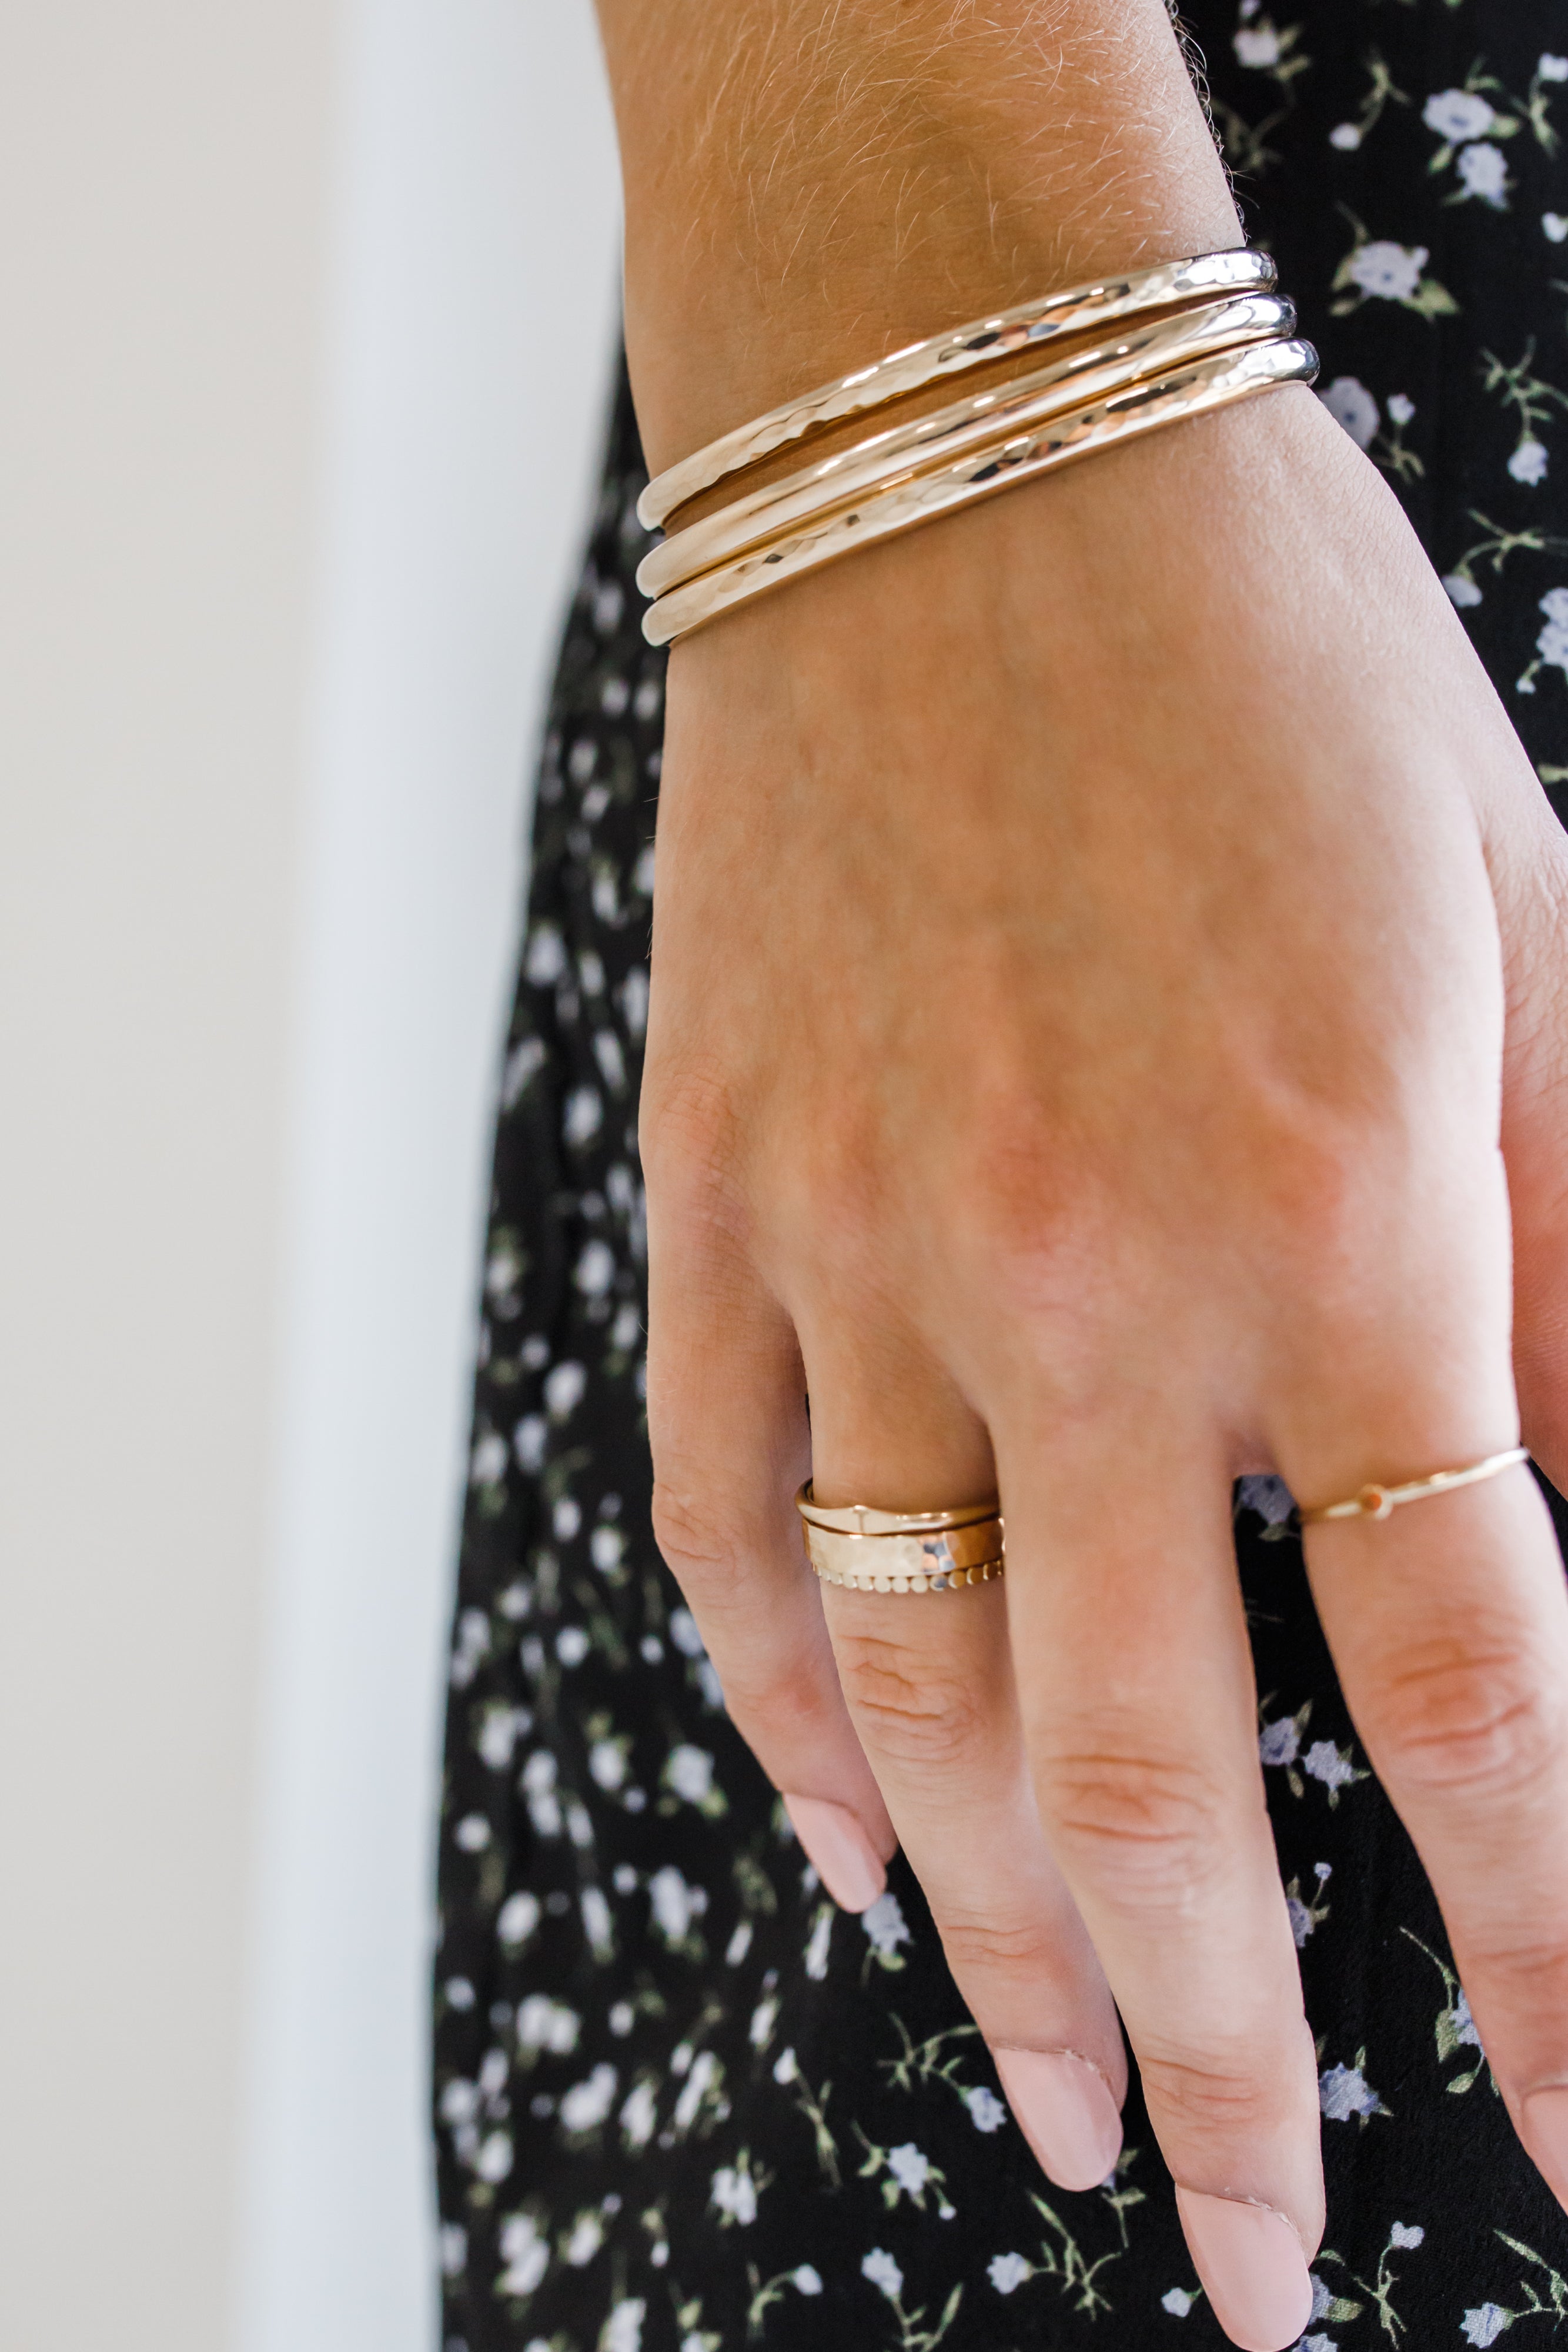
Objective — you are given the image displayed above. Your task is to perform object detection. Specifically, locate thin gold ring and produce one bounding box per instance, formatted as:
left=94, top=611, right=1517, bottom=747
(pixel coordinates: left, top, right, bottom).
left=795, top=1482, right=1004, bottom=1594
left=1298, top=1446, right=1529, bottom=1525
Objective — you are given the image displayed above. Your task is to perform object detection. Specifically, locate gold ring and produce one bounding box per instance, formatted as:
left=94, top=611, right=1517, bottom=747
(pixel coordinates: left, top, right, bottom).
left=1297, top=1445, right=1529, bottom=1525
left=795, top=1481, right=1004, bottom=1593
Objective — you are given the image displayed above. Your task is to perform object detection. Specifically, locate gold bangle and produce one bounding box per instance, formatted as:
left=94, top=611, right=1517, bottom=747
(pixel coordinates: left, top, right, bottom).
left=643, top=335, right=1317, bottom=647
left=795, top=1483, right=1004, bottom=1594
left=637, top=291, right=1296, bottom=603
left=1298, top=1446, right=1530, bottom=1525
left=637, top=247, right=1276, bottom=528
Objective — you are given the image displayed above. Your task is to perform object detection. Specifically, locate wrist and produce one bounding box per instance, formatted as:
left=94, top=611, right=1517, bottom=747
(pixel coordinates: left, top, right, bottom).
left=601, top=0, right=1242, bottom=470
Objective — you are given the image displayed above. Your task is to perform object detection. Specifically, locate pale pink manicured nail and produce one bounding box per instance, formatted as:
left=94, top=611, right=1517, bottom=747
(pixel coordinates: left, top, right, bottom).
left=1175, top=2187, right=1313, bottom=2352
left=1523, top=2086, right=1568, bottom=2209
left=783, top=1795, right=887, bottom=1912
left=992, top=2048, right=1123, bottom=2192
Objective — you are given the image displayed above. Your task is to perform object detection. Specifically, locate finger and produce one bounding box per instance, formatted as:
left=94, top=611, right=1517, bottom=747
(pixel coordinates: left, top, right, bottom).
left=801, top=1322, right=1128, bottom=2195
left=1296, top=1438, right=1568, bottom=2217
left=999, top=1409, right=1321, bottom=2352
left=644, top=1171, right=895, bottom=1910
left=1473, top=739, right=1568, bottom=1492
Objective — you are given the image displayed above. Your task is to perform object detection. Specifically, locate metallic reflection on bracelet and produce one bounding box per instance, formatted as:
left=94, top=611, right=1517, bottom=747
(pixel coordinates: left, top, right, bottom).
left=638, top=248, right=1277, bottom=527
left=643, top=336, right=1318, bottom=647
left=795, top=1482, right=1004, bottom=1593
left=638, top=292, right=1296, bottom=602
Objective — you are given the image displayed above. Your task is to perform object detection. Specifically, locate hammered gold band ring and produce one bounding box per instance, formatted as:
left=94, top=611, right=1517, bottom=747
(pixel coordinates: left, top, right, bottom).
left=1298, top=1446, right=1529, bottom=1525
left=796, top=1483, right=1004, bottom=1593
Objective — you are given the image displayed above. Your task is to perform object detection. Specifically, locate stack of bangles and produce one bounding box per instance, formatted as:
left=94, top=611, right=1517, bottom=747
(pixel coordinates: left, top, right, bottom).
left=636, top=246, right=1319, bottom=646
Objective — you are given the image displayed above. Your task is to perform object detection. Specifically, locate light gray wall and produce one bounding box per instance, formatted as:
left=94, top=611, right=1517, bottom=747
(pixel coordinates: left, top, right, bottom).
left=0, top=7, right=619, bottom=2348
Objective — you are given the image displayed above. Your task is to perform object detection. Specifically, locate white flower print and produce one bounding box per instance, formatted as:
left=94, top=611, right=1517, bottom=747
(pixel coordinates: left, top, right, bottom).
left=608, top=2000, right=634, bottom=2037
left=498, top=2212, right=550, bottom=2297
left=589, top=1738, right=627, bottom=1790
left=1456, top=142, right=1509, bottom=207
left=964, top=2084, right=1008, bottom=2132
left=1234, top=22, right=1282, bottom=66
left=440, top=2224, right=468, bottom=2278
left=542, top=1359, right=587, bottom=1420
left=804, top=1905, right=835, bottom=1980
left=663, top=1743, right=716, bottom=1803
left=749, top=1995, right=778, bottom=2048
left=600, top=2299, right=646, bottom=2352
left=556, top=1626, right=591, bottom=1666
left=619, top=2078, right=657, bottom=2149
left=1462, top=2308, right=1512, bottom=2348
left=1445, top=573, right=1485, bottom=609
left=454, top=1813, right=492, bottom=1852
left=581, top=1886, right=613, bottom=1956
left=1259, top=1716, right=1301, bottom=1767
left=1541, top=53, right=1568, bottom=83
left=668, top=1608, right=706, bottom=1657
left=517, top=1994, right=581, bottom=2056
left=792, top=2266, right=823, bottom=2294
left=1320, top=375, right=1380, bottom=447
left=861, top=1890, right=912, bottom=1960
left=863, top=2249, right=904, bottom=2301
left=559, top=2063, right=618, bottom=2133
left=886, top=2143, right=934, bottom=2199
left=1303, top=1738, right=1359, bottom=1795
left=1319, top=2058, right=1389, bottom=2121
left=590, top=1522, right=624, bottom=1572
left=648, top=1865, right=702, bottom=1945
left=1545, top=212, right=1568, bottom=243
left=1346, top=239, right=1428, bottom=301
left=990, top=2252, right=1032, bottom=2294
left=1386, top=392, right=1415, bottom=426
left=1510, top=437, right=1550, bottom=484
left=565, top=2212, right=604, bottom=2266
left=1423, top=88, right=1496, bottom=143
left=673, top=2047, right=722, bottom=2131
left=1390, top=2222, right=1426, bottom=2250
left=513, top=1415, right=546, bottom=1472
left=1162, top=2287, right=1196, bottom=2316
left=711, top=2163, right=759, bottom=2224
left=444, top=1976, right=476, bottom=2010
left=449, top=1607, right=491, bottom=1688
left=1329, top=121, right=1362, bottom=150
left=474, top=2129, right=514, bottom=2183
left=470, top=1431, right=508, bottom=1486
left=575, top=1239, right=616, bottom=1297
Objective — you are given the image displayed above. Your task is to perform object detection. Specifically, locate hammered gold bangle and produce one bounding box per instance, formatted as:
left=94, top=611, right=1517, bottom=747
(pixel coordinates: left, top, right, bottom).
left=638, top=290, right=1296, bottom=604
left=637, top=246, right=1276, bottom=529
left=796, top=1483, right=1004, bottom=1593
left=643, top=335, right=1316, bottom=648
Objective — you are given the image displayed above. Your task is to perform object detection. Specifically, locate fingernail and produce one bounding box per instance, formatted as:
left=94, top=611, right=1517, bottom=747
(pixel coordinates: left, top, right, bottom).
left=1174, top=2187, right=1313, bottom=2352
left=782, top=1795, right=887, bottom=1912
left=992, top=2048, right=1123, bottom=2192
left=1523, top=2086, right=1568, bottom=2209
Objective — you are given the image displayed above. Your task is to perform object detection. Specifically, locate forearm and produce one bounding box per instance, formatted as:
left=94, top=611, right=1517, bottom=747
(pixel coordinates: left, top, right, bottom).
left=594, top=0, right=1241, bottom=467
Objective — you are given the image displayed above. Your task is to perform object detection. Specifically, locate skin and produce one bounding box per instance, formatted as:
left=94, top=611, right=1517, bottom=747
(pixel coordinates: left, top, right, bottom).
left=594, top=0, right=1568, bottom=2337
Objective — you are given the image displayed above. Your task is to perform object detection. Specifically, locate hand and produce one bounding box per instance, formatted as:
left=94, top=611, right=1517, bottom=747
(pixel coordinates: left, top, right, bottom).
left=638, top=383, right=1568, bottom=2352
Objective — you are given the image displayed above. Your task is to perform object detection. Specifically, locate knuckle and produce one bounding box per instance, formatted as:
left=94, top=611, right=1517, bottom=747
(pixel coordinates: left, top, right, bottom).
left=1363, top=1632, right=1567, bottom=1801
left=1034, top=1736, right=1233, bottom=1909
left=638, top=1064, right=741, bottom=1215
left=1138, top=2049, right=1294, bottom=2143
left=936, top=1910, right=1069, bottom=1987
left=832, top=1631, right=983, bottom=1769
left=649, top=1476, right=751, bottom=1592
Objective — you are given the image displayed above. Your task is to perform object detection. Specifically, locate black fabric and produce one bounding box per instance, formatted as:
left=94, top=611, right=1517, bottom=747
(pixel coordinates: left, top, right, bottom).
left=436, top=4, right=1568, bottom=2344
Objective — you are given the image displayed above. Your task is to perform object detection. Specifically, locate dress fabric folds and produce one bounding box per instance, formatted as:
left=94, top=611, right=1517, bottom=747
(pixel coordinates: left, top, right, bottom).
left=436, top=2, right=1568, bottom=2343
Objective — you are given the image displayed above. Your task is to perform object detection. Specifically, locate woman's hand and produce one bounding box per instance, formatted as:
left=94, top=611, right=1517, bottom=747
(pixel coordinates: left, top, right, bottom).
left=638, top=382, right=1568, bottom=2352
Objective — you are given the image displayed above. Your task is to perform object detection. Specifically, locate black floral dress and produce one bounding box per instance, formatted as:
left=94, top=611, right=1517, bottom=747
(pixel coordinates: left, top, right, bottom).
left=435, top=5, right=1568, bottom=2347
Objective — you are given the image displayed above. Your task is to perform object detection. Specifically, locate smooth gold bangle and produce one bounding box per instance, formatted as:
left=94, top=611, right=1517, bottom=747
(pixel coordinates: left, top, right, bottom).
left=643, top=335, right=1318, bottom=647
left=637, top=248, right=1277, bottom=529
left=637, top=292, right=1296, bottom=603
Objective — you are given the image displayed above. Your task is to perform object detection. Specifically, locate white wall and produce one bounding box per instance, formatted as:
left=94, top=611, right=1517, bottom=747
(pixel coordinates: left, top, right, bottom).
left=0, top=8, right=619, bottom=2350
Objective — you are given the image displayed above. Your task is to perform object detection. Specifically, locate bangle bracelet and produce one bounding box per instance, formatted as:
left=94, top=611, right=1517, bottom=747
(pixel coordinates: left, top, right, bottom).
left=638, top=246, right=1275, bottom=529
left=637, top=290, right=1295, bottom=603
left=641, top=335, right=1317, bottom=647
